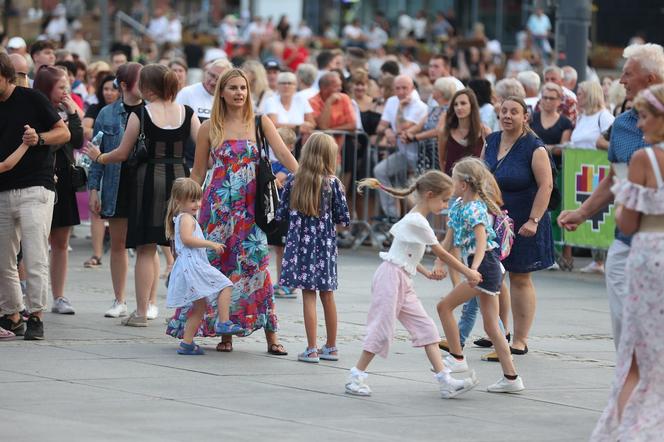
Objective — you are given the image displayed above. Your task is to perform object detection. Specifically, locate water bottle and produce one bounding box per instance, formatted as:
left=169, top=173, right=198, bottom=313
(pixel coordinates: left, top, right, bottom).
left=81, top=131, right=104, bottom=170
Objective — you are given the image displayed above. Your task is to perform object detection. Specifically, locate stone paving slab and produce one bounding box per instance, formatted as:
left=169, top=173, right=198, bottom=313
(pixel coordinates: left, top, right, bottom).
left=0, top=235, right=615, bottom=441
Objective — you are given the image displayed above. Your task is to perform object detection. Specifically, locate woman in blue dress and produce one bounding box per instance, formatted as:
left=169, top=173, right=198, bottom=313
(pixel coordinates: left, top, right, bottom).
left=483, top=96, right=554, bottom=355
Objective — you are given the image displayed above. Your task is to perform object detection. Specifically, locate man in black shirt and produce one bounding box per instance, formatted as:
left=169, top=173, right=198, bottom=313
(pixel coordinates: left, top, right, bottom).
left=0, top=53, right=70, bottom=340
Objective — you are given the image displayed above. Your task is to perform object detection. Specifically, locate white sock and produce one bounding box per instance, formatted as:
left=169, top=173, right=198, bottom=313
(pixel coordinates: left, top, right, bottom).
left=435, top=370, right=465, bottom=388
left=351, top=366, right=367, bottom=378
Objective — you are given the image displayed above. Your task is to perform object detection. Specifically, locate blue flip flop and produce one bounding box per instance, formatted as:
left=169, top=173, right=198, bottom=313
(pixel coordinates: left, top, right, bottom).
left=177, top=341, right=205, bottom=355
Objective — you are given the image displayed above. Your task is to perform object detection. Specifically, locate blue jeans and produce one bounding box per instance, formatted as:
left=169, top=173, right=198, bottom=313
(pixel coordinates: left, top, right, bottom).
left=458, top=297, right=506, bottom=346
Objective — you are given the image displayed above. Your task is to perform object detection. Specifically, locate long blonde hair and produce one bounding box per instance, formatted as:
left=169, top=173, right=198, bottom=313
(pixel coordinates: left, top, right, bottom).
left=242, top=60, right=270, bottom=100
left=164, top=178, right=203, bottom=240
left=290, top=132, right=338, bottom=216
left=209, top=68, right=255, bottom=148
left=451, top=157, right=502, bottom=215
left=358, top=170, right=453, bottom=200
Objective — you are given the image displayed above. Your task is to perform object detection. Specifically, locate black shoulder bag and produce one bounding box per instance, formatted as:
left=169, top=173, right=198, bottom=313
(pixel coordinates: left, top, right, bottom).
left=126, top=106, right=149, bottom=167
left=254, top=116, right=281, bottom=234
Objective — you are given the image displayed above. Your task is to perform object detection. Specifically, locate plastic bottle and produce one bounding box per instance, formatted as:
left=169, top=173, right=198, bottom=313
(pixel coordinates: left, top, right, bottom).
left=81, top=132, right=104, bottom=169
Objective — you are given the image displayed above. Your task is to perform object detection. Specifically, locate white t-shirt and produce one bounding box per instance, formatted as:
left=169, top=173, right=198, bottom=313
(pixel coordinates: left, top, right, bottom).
left=263, top=94, right=313, bottom=125
left=381, top=93, right=428, bottom=161
left=295, top=88, right=317, bottom=102
left=379, top=212, right=438, bottom=275
left=175, top=82, right=213, bottom=121
left=343, top=24, right=363, bottom=40
left=570, top=110, right=615, bottom=149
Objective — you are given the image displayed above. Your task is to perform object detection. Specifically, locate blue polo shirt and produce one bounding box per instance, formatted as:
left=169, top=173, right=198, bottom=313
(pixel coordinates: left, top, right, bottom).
left=608, top=109, right=649, bottom=245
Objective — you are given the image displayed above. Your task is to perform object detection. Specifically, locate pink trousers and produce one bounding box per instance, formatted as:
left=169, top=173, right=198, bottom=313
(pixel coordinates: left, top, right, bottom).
left=363, top=261, right=441, bottom=358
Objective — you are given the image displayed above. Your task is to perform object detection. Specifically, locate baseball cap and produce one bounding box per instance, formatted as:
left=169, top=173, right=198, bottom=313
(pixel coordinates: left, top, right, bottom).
left=7, top=37, right=27, bottom=49
left=263, top=59, right=281, bottom=71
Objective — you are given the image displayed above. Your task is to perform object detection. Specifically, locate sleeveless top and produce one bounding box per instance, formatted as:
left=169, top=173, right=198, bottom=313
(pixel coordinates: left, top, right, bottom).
left=441, top=133, right=484, bottom=175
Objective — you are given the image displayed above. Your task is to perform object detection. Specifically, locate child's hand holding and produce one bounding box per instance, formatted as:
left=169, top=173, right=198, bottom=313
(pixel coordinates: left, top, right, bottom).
left=209, top=242, right=226, bottom=255
left=431, top=259, right=447, bottom=279
left=465, top=269, right=482, bottom=287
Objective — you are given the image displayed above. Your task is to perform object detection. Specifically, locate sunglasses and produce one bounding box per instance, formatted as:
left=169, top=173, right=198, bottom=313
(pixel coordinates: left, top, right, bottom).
left=541, top=95, right=559, bottom=101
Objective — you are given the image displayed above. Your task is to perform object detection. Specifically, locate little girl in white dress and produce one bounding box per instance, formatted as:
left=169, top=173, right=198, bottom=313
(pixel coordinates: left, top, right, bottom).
left=165, top=178, right=241, bottom=355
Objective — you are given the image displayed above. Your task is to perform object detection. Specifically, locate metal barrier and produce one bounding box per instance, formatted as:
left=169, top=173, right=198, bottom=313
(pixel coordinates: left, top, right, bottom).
left=313, top=131, right=448, bottom=249
left=320, top=129, right=383, bottom=249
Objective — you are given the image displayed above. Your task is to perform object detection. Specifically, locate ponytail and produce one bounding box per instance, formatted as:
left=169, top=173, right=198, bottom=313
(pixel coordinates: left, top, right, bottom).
left=162, top=69, right=180, bottom=101
left=357, top=178, right=418, bottom=199
left=477, top=186, right=502, bottom=216
left=139, top=63, right=180, bottom=101
left=357, top=170, right=453, bottom=200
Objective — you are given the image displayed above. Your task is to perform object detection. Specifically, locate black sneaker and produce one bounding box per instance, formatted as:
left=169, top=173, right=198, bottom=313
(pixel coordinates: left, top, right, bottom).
left=0, top=315, right=26, bottom=336
left=24, top=315, right=44, bottom=340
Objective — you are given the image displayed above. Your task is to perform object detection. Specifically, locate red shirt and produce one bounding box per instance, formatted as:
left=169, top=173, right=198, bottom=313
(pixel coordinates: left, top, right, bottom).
left=283, top=45, right=309, bottom=72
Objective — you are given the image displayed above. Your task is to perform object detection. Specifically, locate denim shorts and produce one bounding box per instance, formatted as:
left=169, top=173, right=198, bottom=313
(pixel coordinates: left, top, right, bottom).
left=467, top=249, right=504, bottom=296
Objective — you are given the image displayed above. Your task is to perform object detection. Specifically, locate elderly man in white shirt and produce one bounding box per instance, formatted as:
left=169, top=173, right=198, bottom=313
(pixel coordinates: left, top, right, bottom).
left=373, top=75, right=429, bottom=219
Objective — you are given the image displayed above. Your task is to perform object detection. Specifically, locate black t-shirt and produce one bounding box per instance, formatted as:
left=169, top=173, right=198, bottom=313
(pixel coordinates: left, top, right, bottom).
left=531, top=112, right=573, bottom=146
left=84, top=103, right=102, bottom=120
left=0, top=86, right=62, bottom=191
left=184, top=44, right=204, bottom=69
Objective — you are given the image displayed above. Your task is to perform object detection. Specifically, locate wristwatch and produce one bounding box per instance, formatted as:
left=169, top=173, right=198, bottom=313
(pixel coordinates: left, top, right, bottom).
left=529, top=216, right=540, bottom=224
left=37, top=134, right=45, bottom=146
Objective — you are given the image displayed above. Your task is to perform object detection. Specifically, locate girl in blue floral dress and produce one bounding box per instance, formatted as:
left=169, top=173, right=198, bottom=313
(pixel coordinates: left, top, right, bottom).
left=276, top=133, right=350, bottom=363
left=436, top=157, right=525, bottom=393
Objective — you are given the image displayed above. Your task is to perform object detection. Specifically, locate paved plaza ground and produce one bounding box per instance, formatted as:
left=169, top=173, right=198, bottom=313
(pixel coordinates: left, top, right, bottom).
left=0, top=229, right=615, bottom=441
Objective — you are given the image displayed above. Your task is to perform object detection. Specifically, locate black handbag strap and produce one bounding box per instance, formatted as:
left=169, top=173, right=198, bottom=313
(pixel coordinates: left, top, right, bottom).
left=254, top=115, right=270, bottom=161
left=138, top=106, right=146, bottom=141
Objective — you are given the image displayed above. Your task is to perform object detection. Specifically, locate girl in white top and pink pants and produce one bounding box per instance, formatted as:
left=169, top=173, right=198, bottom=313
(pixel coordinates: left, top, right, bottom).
left=345, top=170, right=482, bottom=399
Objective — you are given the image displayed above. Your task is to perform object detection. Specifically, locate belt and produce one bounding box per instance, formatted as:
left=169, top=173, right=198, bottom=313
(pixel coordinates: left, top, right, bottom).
left=639, top=215, right=664, bottom=233
left=146, top=158, right=185, bottom=165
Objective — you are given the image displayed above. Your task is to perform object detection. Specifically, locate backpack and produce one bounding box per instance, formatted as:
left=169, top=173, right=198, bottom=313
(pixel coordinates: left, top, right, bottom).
left=493, top=210, right=515, bottom=261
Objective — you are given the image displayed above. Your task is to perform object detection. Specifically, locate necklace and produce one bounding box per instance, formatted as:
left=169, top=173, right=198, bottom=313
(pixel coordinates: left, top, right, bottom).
left=500, top=130, right=525, bottom=153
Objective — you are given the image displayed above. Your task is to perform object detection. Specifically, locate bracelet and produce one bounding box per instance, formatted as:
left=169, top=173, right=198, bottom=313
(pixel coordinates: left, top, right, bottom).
left=95, top=152, right=103, bottom=164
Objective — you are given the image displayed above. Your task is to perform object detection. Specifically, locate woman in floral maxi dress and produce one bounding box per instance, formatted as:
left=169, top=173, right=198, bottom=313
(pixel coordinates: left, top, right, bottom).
left=167, top=68, right=298, bottom=353
left=591, top=85, right=664, bottom=440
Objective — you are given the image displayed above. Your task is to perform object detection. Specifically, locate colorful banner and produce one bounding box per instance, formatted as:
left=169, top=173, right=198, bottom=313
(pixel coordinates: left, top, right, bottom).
left=562, top=148, right=615, bottom=249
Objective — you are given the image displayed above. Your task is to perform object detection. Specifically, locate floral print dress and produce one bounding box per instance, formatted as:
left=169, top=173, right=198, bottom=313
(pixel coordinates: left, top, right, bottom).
left=166, top=139, right=277, bottom=338
left=591, top=147, right=664, bottom=440
left=276, top=175, right=350, bottom=291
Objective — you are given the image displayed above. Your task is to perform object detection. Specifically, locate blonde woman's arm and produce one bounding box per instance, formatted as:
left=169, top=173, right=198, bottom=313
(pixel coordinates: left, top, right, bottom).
left=191, top=120, right=211, bottom=185
left=261, top=115, right=298, bottom=173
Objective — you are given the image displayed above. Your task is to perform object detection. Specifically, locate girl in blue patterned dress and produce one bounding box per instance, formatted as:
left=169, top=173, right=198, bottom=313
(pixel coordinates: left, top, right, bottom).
left=276, top=133, right=351, bottom=363
left=436, top=158, right=525, bottom=393
left=164, top=178, right=242, bottom=355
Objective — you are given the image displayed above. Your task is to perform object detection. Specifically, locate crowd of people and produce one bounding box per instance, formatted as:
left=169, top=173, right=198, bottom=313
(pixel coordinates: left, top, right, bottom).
left=0, top=3, right=662, bottom=435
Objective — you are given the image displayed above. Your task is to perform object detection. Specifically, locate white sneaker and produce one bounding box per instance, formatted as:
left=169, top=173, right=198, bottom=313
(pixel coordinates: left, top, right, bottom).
left=104, top=300, right=128, bottom=318
left=547, top=262, right=560, bottom=271
left=444, top=354, right=470, bottom=373
left=487, top=376, right=525, bottom=393
left=146, top=304, right=159, bottom=320
left=580, top=261, right=604, bottom=274
left=345, top=369, right=372, bottom=396
left=51, top=297, right=75, bottom=314
left=438, top=370, right=479, bottom=399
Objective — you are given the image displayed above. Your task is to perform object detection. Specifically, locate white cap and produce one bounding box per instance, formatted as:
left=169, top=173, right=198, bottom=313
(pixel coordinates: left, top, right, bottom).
left=7, top=37, right=27, bottom=49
